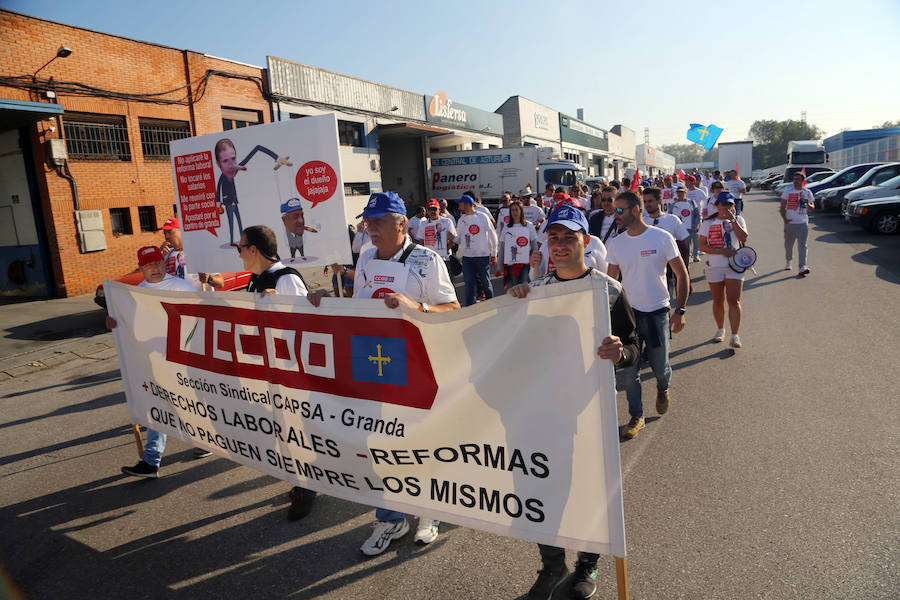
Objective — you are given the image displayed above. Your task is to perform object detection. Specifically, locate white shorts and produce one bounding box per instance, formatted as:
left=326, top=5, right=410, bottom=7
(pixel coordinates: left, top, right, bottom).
left=705, top=264, right=744, bottom=283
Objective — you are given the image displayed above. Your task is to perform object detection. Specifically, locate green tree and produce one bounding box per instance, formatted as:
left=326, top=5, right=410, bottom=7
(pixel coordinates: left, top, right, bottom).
left=748, top=119, right=824, bottom=169
left=873, top=120, right=900, bottom=128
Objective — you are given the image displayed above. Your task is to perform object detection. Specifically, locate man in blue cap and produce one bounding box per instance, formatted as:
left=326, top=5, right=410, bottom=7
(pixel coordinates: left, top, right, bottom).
left=456, top=193, right=498, bottom=306
left=308, top=191, right=460, bottom=555
left=281, top=197, right=307, bottom=259
left=509, top=205, right=639, bottom=600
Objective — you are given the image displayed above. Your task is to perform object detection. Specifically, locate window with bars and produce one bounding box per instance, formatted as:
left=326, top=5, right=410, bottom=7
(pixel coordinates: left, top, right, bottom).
left=137, top=206, right=157, bottom=232
left=63, top=114, right=131, bottom=161
left=139, top=119, right=190, bottom=160
left=344, top=182, right=370, bottom=196
left=110, top=208, right=133, bottom=235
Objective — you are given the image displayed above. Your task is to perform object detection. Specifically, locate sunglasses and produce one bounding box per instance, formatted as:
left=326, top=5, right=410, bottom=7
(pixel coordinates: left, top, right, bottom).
left=236, top=244, right=252, bottom=254
left=614, top=207, right=627, bottom=214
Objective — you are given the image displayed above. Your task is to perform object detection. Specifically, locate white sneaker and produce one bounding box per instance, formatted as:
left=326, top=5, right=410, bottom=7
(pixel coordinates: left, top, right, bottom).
left=730, top=334, right=742, bottom=348
left=414, top=518, right=439, bottom=545
left=713, top=328, right=725, bottom=342
left=798, top=266, right=810, bottom=276
left=784, top=261, right=792, bottom=271
left=360, top=519, right=409, bottom=556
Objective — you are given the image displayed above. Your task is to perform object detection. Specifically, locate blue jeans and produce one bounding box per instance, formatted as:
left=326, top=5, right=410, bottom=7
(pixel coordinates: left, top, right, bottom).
left=623, top=308, right=672, bottom=418
left=461, top=256, right=494, bottom=306
left=689, top=226, right=700, bottom=260
left=375, top=508, right=405, bottom=523
left=225, top=204, right=243, bottom=244
left=143, top=428, right=166, bottom=467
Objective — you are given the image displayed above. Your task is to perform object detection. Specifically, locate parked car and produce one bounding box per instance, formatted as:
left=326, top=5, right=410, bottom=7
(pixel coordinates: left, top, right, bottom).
left=773, top=170, right=833, bottom=195
left=817, top=163, right=900, bottom=212
left=846, top=194, right=900, bottom=234
left=842, top=173, right=900, bottom=212
left=94, top=270, right=251, bottom=309
left=760, top=174, right=782, bottom=190
left=809, top=162, right=883, bottom=204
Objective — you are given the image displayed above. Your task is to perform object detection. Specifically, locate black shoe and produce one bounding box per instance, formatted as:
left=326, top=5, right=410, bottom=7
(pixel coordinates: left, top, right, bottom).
left=287, top=487, right=317, bottom=521
left=526, top=564, right=569, bottom=600
left=121, top=460, right=158, bottom=478
left=569, top=560, right=599, bottom=599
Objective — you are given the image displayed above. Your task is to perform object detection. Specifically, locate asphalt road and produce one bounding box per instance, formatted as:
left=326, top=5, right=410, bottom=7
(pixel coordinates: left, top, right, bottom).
left=1, top=190, right=897, bottom=599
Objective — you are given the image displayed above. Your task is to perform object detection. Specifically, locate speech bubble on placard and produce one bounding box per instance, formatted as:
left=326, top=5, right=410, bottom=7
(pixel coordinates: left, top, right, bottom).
left=296, top=160, right=338, bottom=208
left=174, top=152, right=220, bottom=236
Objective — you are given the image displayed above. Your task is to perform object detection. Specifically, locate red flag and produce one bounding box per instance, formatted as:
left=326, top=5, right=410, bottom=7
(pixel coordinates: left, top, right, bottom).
left=630, top=168, right=640, bottom=190
left=734, top=161, right=740, bottom=179
left=677, top=169, right=685, bottom=181
left=801, top=166, right=806, bottom=186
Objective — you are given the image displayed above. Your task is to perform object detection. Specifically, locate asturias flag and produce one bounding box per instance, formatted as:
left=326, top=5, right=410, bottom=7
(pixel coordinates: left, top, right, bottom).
left=686, top=123, right=723, bottom=150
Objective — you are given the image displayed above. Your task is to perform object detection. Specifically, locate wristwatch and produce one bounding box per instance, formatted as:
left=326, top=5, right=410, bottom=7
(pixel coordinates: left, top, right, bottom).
left=675, top=307, right=686, bottom=315
left=420, top=302, right=430, bottom=313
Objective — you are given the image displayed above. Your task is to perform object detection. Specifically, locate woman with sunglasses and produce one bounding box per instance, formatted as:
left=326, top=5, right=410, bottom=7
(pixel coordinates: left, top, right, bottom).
left=698, top=192, right=748, bottom=348
left=702, top=181, right=725, bottom=221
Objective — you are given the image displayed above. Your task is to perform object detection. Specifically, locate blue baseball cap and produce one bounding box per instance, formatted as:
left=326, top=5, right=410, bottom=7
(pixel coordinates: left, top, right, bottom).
left=280, top=197, right=303, bottom=215
left=716, top=191, right=736, bottom=205
left=458, top=194, right=475, bottom=205
left=545, top=205, right=589, bottom=234
left=357, top=191, right=406, bottom=218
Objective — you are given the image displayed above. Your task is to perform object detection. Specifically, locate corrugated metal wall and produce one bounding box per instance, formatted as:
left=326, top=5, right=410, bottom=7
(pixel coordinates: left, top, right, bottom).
left=268, top=57, right=425, bottom=120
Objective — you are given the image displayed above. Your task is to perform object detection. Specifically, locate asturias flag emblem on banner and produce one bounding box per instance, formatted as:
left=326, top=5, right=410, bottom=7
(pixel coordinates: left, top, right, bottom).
left=686, top=123, right=723, bottom=150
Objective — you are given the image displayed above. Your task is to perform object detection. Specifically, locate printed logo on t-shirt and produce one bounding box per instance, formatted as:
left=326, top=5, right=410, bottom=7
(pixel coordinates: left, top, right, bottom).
left=640, top=249, right=658, bottom=257
left=787, top=193, right=800, bottom=211
left=516, top=236, right=528, bottom=247
left=373, top=275, right=395, bottom=283
left=468, top=224, right=480, bottom=235
left=707, top=223, right=725, bottom=248
left=372, top=288, right=394, bottom=299
left=503, top=215, right=510, bottom=224
left=681, top=208, right=691, bottom=218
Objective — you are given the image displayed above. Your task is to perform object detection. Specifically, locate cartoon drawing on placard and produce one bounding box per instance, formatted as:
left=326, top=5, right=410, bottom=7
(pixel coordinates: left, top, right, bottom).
left=280, top=197, right=320, bottom=264
left=214, top=138, right=292, bottom=247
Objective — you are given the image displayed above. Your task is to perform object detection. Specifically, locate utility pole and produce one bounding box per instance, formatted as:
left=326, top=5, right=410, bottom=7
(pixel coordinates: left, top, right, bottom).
left=800, top=110, right=807, bottom=124
left=644, top=127, right=649, bottom=144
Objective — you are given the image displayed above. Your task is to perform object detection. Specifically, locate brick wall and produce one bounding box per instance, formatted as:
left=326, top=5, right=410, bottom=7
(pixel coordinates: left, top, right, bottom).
left=1, top=10, right=270, bottom=296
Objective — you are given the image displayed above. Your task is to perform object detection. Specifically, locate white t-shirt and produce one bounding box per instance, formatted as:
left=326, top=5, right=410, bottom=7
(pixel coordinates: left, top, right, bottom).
left=645, top=213, right=689, bottom=241
left=671, top=199, right=697, bottom=230
left=496, top=207, right=510, bottom=236
left=415, top=217, right=457, bottom=259
left=523, top=205, right=545, bottom=225
left=499, top=222, right=538, bottom=266
left=725, top=179, right=747, bottom=199
left=354, top=240, right=458, bottom=305
left=686, top=188, right=707, bottom=213
left=475, top=204, right=494, bottom=223
left=440, top=211, right=456, bottom=226
left=781, top=187, right=815, bottom=224
left=408, top=216, right=424, bottom=237
left=457, top=212, right=498, bottom=257
left=139, top=274, right=198, bottom=292
left=701, top=195, right=719, bottom=220
left=606, top=226, right=679, bottom=311
left=262, top=261, right=308, bottom=296
left=699, top=216, right=748, bottom=268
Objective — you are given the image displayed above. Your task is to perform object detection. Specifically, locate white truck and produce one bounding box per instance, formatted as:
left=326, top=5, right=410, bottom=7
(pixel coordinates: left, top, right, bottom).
left=429, top=147, right=585, bottom=208
left=717, top=141, right=753, bottom=181
left=785, top=140, right=830, bottom=180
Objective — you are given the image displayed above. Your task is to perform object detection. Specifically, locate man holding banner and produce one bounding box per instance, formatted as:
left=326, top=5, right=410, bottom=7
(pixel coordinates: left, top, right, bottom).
left=509, top=205, right=638, bottom=600
left=310, top=191, right=460, bottom=554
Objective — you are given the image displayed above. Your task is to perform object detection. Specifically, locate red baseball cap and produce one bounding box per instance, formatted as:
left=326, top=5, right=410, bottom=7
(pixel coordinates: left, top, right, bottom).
left=137, top=246, right=163, bottom=266
left=686, top=175, right=696, bottom=182
left=664, top=175, right=673, bottom=181
left=426, top=198, right=440, bottom=209
left=552, top=192, right=570, bottom=202
left=160, top=217, right=180, bottom=230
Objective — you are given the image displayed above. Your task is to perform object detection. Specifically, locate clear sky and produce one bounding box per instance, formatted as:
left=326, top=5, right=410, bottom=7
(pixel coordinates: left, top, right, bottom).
left=4, top=0, right=899, bottom=147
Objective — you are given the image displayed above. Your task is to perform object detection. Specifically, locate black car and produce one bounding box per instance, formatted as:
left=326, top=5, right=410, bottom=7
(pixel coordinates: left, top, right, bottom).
left=817, top=162, right=900, bottom=212
left=847, top=194, right=900, bottom=234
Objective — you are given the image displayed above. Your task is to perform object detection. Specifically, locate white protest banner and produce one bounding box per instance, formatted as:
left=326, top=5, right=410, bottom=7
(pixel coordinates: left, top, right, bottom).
left=106, top=277, right=625, bottom=556
left=170, top=115, right=351, bottom=273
